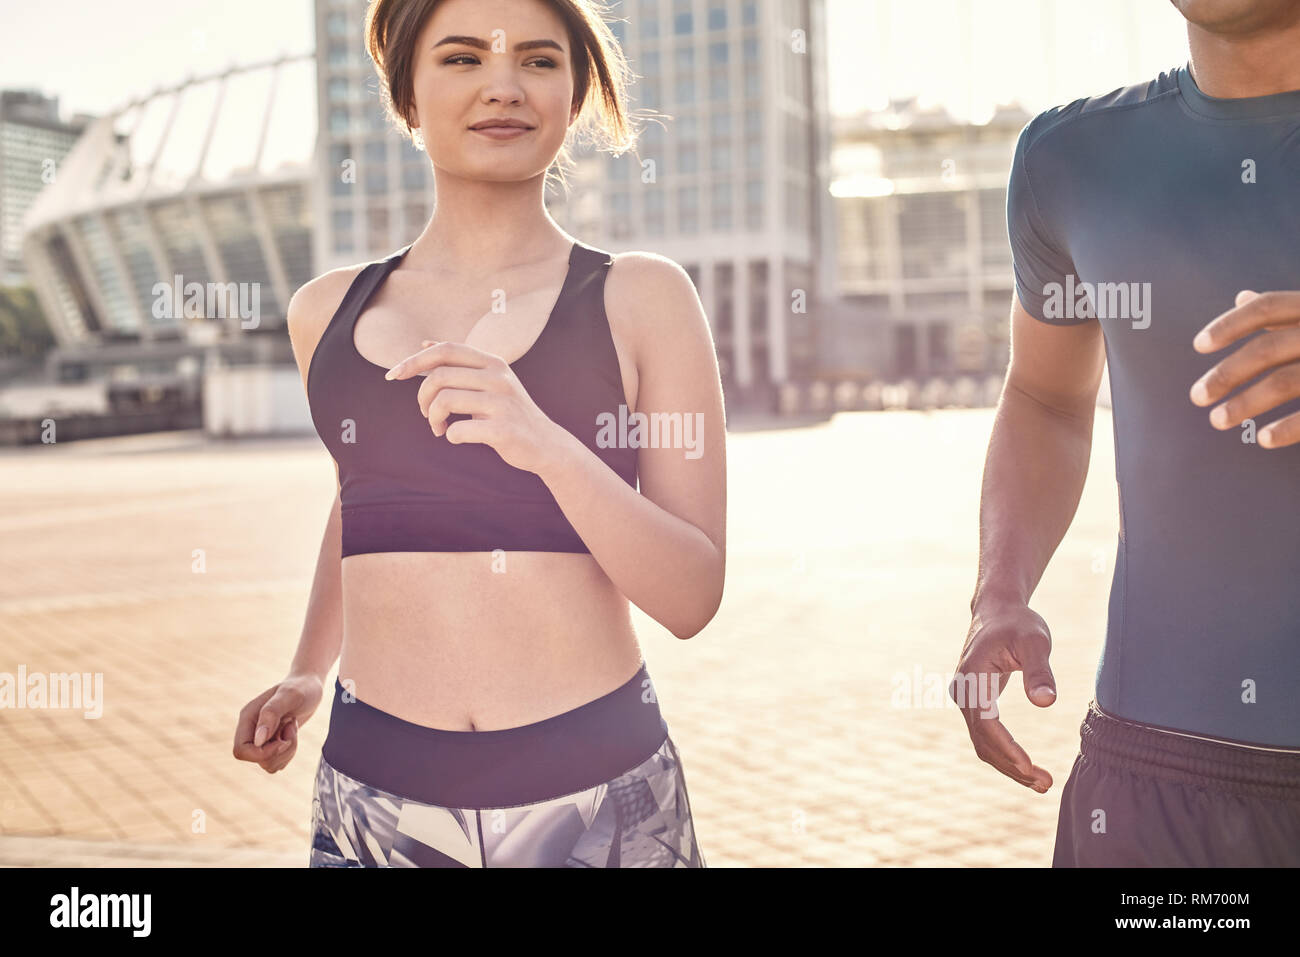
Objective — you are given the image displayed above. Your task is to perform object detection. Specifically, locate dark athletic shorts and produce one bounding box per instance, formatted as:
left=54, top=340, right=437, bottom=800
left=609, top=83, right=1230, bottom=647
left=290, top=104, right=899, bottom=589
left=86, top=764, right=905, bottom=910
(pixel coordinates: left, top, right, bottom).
left=309, top=660, right=706, bottom=868
left=1053, top=702, right=1300, bottom=866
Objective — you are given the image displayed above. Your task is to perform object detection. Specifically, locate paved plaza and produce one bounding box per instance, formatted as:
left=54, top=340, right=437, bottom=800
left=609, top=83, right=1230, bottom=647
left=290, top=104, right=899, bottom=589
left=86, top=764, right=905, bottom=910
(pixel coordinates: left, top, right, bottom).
left=0, top=407, right=1120, bottom=866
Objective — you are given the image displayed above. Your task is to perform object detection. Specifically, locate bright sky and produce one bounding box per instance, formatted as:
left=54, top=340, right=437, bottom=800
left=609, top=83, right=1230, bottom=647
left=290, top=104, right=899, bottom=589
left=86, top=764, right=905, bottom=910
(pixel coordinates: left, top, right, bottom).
left=0, top=0, right=1191, bottom=123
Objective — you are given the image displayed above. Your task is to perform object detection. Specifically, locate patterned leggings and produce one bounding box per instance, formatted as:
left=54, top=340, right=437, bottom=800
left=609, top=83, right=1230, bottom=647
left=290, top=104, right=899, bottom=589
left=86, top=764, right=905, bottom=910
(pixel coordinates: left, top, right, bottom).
left=309, top=735, right=704, bottom=867
left=308, top=662, right=705, bottom=867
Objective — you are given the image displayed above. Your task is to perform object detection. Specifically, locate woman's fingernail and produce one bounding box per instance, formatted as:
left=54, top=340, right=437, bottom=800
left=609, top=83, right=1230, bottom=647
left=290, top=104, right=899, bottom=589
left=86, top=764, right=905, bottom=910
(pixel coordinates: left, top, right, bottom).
left=384, top=367, right=397, bottom=380
left=1190, top=379, right=1209, bottom=403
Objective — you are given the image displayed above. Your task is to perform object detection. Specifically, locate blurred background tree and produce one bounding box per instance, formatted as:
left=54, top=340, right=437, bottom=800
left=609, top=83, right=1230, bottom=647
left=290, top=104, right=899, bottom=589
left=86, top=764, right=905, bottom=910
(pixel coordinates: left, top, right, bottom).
left=0, top=285, right=55, bottom=359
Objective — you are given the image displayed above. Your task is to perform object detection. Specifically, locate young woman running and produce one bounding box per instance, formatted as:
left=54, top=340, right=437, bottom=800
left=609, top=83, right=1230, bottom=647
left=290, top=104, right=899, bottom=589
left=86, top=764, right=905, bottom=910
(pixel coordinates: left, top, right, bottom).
left=231, top=0, right=725, bottom=867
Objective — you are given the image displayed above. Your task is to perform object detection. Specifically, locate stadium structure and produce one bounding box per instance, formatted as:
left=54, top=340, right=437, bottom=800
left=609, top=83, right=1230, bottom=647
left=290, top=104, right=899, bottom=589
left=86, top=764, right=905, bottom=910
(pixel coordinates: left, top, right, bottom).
left=16, top=53, right=316, bottom=440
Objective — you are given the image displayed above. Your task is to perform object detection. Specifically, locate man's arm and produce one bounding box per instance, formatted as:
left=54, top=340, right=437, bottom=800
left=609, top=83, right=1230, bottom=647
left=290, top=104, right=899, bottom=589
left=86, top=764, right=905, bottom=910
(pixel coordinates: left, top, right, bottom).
left=972, top=295, right=1107, bottom=613
left=951, top=292, right=1106, bottom=792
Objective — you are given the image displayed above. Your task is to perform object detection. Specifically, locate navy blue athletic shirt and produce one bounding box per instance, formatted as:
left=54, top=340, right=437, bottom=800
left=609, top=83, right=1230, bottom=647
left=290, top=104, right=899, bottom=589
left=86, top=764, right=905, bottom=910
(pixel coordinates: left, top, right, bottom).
left=306, top=240, right=637, bottom=557
left=1008, top=64, right=1300, bottom=747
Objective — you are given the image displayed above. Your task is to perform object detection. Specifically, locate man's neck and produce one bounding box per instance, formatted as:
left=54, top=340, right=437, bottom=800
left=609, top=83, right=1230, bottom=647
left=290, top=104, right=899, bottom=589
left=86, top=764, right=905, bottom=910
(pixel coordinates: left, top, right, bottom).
left=1187, top=19, right=1300, bottom=98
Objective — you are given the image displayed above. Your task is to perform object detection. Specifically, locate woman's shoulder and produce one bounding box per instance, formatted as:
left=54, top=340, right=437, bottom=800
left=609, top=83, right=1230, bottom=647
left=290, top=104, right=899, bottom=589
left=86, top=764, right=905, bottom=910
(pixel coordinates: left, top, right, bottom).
left=285, top=260, right=377, bottom=343
left=284, top=260, right=376, bottom=391
left=604, top=249, right=699, bottom=312
left=605, top=248, right=690, bottom=282
left=603, top=250, right=710, bottom=357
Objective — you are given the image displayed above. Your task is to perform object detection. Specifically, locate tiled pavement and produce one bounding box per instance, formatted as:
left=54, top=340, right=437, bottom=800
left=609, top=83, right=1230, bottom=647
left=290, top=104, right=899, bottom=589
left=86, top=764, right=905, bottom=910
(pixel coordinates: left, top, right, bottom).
left=0, top=408, right=1119, bottom=866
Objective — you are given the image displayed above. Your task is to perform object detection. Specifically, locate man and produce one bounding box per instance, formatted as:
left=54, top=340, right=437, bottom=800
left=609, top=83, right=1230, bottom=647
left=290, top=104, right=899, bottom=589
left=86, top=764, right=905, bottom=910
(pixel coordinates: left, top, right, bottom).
left=952, top=0, right=1300, bottom=866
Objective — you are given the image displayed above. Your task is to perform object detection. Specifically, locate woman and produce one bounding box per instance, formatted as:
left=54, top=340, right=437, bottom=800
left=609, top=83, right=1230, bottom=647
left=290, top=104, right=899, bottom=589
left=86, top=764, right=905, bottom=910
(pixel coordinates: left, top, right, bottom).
left=231, top=0, right=725, bottom=868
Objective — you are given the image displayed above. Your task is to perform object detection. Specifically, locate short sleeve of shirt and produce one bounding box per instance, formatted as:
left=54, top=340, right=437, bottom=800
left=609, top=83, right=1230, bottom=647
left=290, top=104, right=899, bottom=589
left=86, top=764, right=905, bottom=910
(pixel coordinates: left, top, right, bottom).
left=1006, top=119, right=1085, bottom=324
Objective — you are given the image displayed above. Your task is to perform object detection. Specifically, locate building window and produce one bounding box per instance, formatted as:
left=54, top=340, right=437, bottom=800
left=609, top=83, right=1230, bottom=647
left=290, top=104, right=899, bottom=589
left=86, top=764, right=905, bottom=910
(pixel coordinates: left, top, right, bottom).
left=366, top=207, right=389, bottom=250
left=711, top=180, right=732, bottom=230
left=638, top=0, right=660, bottom=39
left=673, top=0, right=692, bottom=34
left=895, top=324, right=917, bottom=376
left=746, top=178, right=763, bottom=229
left=644, top=187, right=665, bottom=235
left=927, top=323, right=951, bottom=369
left=678, top=186, right=699, bottom=233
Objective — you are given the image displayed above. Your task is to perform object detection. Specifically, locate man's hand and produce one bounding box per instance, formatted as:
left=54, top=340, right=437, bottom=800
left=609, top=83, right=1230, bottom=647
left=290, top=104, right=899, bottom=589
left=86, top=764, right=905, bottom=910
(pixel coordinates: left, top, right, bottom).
left=1190, top=289, right=1300, bottom=448
left=951, top=603, right=1057, bottom=793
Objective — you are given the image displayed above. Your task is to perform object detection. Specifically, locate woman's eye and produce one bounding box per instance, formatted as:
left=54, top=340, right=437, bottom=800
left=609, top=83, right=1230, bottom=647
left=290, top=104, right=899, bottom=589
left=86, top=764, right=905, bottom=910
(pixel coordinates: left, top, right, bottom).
left=442, top=54, right=556, bottom=68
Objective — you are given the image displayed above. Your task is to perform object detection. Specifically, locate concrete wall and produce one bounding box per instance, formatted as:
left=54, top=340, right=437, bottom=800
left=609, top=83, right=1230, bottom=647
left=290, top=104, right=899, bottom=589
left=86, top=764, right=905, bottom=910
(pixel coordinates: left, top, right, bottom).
left=203, top=364, right=313, bottom=437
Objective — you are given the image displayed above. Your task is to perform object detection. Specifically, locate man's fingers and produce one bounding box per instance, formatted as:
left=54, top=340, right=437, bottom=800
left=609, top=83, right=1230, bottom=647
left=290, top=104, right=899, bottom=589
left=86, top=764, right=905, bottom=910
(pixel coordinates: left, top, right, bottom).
left=1001, top=619, right=1054, bottom=708
left=1018, top=657, right=1057, bottom=708
left=948, top=659, right=1004, bottom=717
left=1193, top=290, right=1300, bottom=353
left=1191, top=330, right=1300, bottom=410
left=971, top=717, right=1053, bottom=792
left=1258, top=408, right=1300, bottom=448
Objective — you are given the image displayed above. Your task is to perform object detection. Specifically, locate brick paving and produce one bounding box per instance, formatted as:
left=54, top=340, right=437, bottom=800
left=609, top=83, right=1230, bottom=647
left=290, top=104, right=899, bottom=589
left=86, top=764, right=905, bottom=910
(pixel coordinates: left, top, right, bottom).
left=0, top=408, right=1119, bottom=866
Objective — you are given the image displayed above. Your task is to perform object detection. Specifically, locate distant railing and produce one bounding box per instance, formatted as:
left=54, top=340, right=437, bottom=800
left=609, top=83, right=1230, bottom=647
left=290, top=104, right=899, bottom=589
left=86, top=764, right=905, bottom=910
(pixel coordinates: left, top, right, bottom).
left=778, top=376, right=1008, bottom=415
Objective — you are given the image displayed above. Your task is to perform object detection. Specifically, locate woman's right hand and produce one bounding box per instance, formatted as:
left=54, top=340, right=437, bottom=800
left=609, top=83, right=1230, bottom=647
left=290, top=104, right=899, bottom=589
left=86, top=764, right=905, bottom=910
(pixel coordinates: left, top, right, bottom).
left=232, top=673, right=325, bottom=774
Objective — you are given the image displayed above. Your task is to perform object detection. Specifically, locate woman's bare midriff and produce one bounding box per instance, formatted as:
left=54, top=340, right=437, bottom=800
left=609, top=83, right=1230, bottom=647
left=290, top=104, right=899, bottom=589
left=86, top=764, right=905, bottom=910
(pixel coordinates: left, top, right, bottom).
left=337, top=550, right=643, bottom=731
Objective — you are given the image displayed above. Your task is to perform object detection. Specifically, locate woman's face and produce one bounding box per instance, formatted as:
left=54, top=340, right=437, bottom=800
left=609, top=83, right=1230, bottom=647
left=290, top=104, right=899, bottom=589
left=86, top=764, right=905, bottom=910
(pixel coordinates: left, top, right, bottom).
left=409, top=0, right=578, bottom=182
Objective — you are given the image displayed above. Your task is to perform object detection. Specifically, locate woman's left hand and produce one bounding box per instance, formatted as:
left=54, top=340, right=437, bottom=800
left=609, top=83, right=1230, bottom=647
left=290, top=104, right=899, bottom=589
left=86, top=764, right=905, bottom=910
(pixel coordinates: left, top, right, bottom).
left=385, top=339, right=569, bottom=475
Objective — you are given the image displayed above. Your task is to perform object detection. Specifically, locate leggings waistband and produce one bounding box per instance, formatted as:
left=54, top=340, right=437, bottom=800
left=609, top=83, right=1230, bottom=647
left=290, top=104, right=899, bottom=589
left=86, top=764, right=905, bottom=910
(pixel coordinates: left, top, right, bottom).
left=1081, top=702, right=1300, bottom=803
left=321, top=661, right=668, bottom=809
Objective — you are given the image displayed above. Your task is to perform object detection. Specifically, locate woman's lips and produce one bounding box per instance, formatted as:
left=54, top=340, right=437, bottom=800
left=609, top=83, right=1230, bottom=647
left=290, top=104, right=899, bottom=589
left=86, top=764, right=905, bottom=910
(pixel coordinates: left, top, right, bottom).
left=470, top=125, right=533, bottom=140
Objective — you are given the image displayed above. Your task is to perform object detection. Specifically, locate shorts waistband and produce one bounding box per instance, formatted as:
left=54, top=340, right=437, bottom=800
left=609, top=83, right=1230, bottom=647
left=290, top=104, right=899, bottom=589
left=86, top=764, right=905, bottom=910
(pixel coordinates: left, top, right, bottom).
left=321, top=660, right=668, bottom=809
left=1081, top=702, right=1300, bottom=803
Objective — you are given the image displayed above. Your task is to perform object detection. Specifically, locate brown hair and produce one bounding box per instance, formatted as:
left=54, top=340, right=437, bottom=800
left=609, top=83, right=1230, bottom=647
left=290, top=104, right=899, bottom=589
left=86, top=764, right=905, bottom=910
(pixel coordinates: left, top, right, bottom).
left=363, top=0, right=641, bottom=190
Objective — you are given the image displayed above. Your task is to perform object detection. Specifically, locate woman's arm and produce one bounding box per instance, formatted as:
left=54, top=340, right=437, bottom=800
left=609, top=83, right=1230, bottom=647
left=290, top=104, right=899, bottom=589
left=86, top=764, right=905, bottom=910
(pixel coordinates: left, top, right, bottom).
left=287, top=482, right=345, bottom=682
left=282, top=272, right=360, bottom=682
left=535, top=253, right=727, bottom=640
